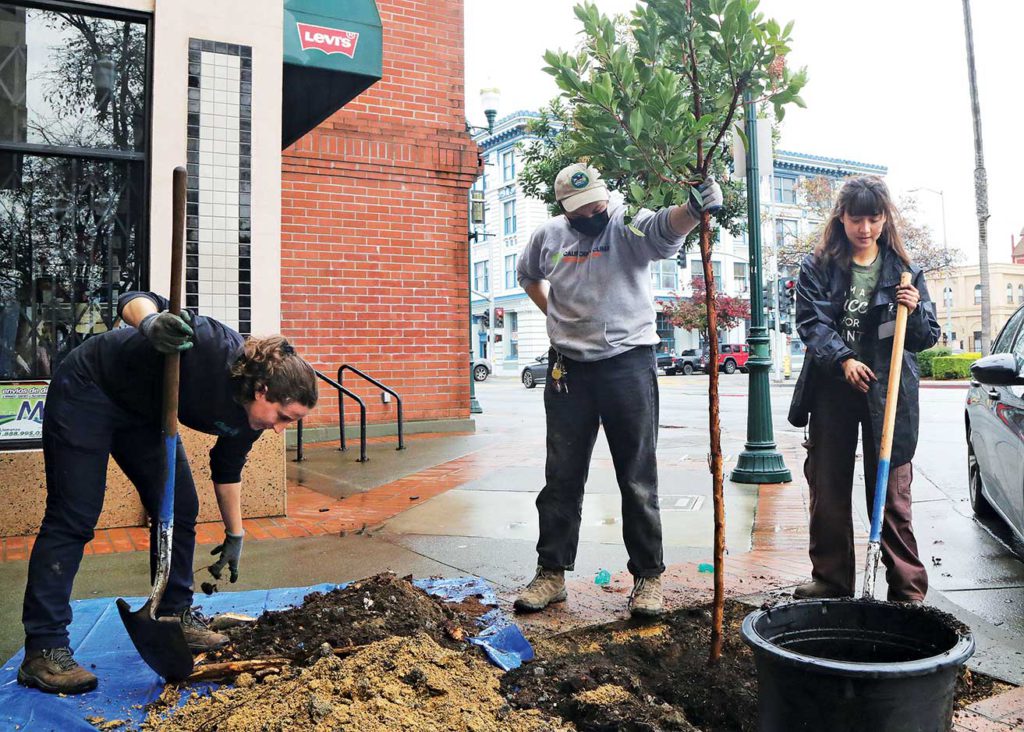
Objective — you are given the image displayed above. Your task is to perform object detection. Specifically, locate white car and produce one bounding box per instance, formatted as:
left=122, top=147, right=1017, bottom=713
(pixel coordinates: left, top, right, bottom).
left=473, top=357, right=492, bottom=382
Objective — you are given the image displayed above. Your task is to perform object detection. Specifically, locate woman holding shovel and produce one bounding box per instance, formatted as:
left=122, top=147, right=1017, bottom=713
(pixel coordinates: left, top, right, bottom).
left=19, top=291, right=317, bottom=694
left=787, top=176, right=940, bottom=604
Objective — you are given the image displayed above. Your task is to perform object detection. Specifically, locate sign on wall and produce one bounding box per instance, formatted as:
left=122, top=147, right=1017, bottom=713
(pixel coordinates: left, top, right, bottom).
left=0, top=381, right=47, bottom=446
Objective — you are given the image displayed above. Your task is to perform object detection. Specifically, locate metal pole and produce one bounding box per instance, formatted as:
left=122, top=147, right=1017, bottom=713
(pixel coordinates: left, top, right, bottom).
left=939, top=191, right=954, bottom=343
left=731, top=90, right=791, bottom=485
left=469, top=239, right=482, bottom=414
left=766, top=175, right=781, bottom=382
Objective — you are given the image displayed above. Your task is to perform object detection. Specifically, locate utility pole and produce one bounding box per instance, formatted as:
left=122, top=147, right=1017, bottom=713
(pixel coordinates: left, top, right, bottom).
left=731, top=90, right=791, bottom=485
left=962, top=0, right=992, bottom=354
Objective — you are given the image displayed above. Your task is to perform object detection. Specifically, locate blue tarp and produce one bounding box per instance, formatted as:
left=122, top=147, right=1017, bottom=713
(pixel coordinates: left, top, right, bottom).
left=0, top=578, right=531, bottom=731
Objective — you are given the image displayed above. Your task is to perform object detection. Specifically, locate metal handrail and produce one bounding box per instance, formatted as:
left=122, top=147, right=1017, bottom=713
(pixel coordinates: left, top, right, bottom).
left=338, top=364, right=405, bottom=452
left=294, top=370, right=368, bottom=463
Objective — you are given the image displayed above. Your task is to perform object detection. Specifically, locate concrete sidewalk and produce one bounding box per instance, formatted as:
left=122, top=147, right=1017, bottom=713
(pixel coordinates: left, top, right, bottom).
left=0, top=421, right=1022, bottom=728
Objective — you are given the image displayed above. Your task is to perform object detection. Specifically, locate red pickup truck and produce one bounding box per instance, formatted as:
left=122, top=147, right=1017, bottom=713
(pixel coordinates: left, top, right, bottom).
left=698, top=343, right=750, bottom=374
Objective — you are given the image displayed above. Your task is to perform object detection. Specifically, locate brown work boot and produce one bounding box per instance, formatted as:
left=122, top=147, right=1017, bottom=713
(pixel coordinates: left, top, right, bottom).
left=628, top=575, right=664, bottom=618
left=514, top=567, right=567, bottom=612
left=792, top=580, right=849, bottom=600
left=18, top=647, right=98, bottom=694
left=176, top=608, right=229, bottom=652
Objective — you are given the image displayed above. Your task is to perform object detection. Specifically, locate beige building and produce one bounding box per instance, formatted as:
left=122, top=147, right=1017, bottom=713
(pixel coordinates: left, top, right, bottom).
left=938, top=263, right=1024, bottom=351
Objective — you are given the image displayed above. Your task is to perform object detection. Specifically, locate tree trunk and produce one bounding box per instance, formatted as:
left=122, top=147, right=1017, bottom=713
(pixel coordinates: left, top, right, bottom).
left=962, top=0, right=991, bottom=354
left=699, top=211, right=725, bottom=662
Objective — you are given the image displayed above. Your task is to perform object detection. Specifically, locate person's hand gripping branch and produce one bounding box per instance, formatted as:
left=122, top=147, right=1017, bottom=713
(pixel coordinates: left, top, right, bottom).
left=686, top=176, right=724, bottom=217
left=139, top=311, right=194, bottom=353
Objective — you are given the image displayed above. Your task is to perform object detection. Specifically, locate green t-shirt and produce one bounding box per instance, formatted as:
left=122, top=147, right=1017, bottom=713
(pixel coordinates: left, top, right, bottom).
left=840, top=255, right=883, bottom=356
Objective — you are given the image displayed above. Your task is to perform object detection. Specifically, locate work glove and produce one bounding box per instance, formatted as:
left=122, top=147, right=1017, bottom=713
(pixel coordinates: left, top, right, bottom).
left=209, top=532, right=244, bottom=583
left=139, top=310, right=193, bottom=353
left=686, top=176, right=724, bottom=218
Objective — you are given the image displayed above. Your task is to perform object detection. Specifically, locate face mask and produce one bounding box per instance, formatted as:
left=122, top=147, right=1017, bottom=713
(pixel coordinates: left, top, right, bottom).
left=567, top=209, right=610, bottom=237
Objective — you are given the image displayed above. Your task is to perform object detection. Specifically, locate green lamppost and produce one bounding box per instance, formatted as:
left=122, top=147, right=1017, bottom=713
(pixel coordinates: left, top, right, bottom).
left=731, top=90, right=791, bottom=484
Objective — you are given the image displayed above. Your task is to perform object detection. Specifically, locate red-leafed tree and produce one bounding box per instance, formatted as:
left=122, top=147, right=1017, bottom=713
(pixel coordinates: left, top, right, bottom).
left=662, top=276, right=751, bottom=337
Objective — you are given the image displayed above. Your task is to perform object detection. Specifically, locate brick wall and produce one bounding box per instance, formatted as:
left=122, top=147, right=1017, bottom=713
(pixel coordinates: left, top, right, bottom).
left=281, top=0, right=481, bottom=432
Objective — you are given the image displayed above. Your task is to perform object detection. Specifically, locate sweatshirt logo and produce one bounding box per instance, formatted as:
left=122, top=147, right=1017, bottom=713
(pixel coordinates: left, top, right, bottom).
left=553, top=244, right=609, bottom=265
left=215, top=420, right=240, bottom=437
left=297, top=23, right=360, bottom=58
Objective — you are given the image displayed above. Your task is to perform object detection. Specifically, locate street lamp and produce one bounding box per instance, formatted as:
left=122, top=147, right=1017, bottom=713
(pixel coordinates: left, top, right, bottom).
left=466, top=87, right=501, bottom=413
left=909, top=187, right=953, bottom=344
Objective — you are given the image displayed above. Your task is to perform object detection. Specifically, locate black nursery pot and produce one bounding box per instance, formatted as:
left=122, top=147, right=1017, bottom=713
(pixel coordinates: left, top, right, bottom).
left=741, top=600, right=975, bottom=732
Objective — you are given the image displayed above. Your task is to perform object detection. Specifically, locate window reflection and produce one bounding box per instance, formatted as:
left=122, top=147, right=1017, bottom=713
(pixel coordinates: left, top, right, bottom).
left=0, top=5, right=147, bottom=151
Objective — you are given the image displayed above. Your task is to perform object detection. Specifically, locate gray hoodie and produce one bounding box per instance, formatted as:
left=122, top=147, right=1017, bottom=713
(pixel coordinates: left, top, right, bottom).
left=517, top=202, right=686, bottom=362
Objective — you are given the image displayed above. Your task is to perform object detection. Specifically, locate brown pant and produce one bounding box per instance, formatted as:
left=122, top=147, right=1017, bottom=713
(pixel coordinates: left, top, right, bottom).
left=804, top=378, right=928, bottom=601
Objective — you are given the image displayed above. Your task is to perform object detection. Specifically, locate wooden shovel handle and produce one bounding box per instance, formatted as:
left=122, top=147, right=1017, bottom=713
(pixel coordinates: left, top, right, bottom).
left=878, top=272, right=913, bottom=463
left=162, top=167, right=186, bottom=438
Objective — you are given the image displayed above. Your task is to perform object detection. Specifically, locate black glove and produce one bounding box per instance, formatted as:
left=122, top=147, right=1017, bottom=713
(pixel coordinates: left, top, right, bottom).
left=139, top=310, right=193, bottom=354
left=686, top=176, right=724, bottom=217
left=209, top=532, right=244, bottom=583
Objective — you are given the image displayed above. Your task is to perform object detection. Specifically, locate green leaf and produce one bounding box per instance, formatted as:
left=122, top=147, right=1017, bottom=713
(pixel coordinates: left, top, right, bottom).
left=628, top=223, right=646, bottom=237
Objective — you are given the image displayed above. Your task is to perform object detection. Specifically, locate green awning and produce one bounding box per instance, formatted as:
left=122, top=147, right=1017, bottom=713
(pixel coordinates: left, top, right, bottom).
left=282, top=0, right=383, bottom=148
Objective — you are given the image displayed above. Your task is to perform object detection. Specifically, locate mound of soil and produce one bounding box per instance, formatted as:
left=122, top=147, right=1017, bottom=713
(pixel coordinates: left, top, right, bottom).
left=504, top=601, right=756, bottom=731
left=209, top=573, right=487, bottom=665
left=147, top=633, right=569, bottom=732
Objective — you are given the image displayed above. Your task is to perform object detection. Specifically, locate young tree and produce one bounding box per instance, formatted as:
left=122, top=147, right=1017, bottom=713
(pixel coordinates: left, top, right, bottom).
left=544, top=0, right=806, bottom=660
left=662, top=276, right=751, bottom=336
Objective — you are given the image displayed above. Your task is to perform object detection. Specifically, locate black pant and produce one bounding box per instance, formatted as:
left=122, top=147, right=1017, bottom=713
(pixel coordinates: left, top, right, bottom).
left=536, top=345, right=664, bottom=577
left=22, top=365, right=199, bottom=653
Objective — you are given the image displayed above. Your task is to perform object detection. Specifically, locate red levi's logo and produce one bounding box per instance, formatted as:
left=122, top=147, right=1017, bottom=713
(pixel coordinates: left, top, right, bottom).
left=297, top=22, right=359, bottom=58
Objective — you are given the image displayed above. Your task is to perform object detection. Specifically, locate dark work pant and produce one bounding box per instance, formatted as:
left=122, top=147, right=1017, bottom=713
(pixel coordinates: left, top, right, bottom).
left=536, top=345, right=664, bottom=577
left=23, top=366, right=199, bottom=653
left=804, top=378, right=928, bottom=601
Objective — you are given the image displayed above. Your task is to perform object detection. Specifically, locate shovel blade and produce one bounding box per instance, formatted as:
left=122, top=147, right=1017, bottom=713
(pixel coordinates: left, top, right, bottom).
left=116, top=598, right=193, bottom=681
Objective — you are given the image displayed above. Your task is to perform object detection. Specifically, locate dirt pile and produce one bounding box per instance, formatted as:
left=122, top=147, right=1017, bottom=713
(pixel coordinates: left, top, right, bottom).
left=503, top=601, right=759, bottom=731
left=147, top=633, right=570, bottom=732
left=211, top=573, right=485, bottom=665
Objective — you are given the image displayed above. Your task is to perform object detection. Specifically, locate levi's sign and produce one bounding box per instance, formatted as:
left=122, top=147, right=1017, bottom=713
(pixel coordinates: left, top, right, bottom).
left=297, top=22, right=359, bottom=58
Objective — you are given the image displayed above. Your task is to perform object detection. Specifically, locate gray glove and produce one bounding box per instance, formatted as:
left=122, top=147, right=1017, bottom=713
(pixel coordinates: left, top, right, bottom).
left=209, top=532, right=244, bottom=583
left=686, top=177, right=724, bottom=217
left=139, top=310, right=193, bottom=354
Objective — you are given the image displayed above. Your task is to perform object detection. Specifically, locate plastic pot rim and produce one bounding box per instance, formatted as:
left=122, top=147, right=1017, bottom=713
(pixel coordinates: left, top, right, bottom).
left=741, top=600, right=976, bottom=680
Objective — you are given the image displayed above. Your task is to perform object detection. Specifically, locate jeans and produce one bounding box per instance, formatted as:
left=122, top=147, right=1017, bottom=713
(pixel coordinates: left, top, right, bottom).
left=536, top=345, right=664, bottom=577
left=22, top=365, right=199, bottom=652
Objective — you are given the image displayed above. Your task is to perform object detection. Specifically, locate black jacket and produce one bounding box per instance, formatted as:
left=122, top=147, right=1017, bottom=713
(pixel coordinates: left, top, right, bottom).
left=787, top=248, right=940, bottom=466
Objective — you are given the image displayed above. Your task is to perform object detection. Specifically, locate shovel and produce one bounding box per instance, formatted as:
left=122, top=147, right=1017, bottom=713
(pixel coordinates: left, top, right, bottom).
left=862, top=271, right=913, bottom=600
left=116, top=167, right=193, bottom=680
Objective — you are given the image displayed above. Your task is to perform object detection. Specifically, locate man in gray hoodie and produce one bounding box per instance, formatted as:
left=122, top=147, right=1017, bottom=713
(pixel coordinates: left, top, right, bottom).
left=515, top=163, right=722, bottom=617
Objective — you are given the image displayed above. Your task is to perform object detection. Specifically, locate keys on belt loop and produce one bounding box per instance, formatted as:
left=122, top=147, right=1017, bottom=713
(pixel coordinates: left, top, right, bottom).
left=552, top=353, right=569, bottom=393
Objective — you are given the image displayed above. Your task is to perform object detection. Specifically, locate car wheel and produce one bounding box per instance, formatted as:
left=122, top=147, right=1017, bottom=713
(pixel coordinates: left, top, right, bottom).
left=682, top=363, right=694, bottom=375
left=473, top=364, right=489, bottom=382
left=967, top=427, right=995, bottom=518
left=522, top=370, right=536, bottom=389
left=723, top=359, right=737, bottom=375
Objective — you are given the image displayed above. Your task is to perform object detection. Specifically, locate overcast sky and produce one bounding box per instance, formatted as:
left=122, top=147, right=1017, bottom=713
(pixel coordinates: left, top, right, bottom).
left=465, top=0, right=1023, bottom=265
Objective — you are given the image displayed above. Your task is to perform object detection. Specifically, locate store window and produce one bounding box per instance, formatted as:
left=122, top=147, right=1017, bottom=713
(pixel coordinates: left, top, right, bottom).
left=506, top=310, right=518, bottom=359
left=0, top=3, right=149, bottom=390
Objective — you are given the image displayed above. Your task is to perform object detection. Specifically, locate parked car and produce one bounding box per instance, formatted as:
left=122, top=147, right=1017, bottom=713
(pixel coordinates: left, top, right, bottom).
left=699, top=343, right=750, bottom=374
left=473, top=357, right=492, bottom=382
left=656, top=352, right=679, bottom=375
left=521, top=354, right=548, bottom=389
left=965, top=305, right=1024, bottom=543
left=671, top=348, right=702, bottom=375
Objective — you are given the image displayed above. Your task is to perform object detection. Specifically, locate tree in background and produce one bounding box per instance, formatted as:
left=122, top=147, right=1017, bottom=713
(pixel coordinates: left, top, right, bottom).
left=662, top=276, right=751, bottom=337
left=543, top=0, right=806, bottom=660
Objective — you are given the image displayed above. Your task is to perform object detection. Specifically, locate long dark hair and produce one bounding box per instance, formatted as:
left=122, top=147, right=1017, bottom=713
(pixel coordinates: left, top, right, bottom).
left=814, top=176, right=911, bottom=270
left=230, top=335, right=318, bottom=408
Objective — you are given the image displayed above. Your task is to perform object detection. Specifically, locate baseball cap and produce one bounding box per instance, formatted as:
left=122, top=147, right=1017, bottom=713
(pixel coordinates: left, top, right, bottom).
left=554, top=163, right=609, bottom=213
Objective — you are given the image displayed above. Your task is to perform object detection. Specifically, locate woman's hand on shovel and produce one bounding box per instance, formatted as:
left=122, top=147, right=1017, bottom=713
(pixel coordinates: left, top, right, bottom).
left=895, top=282, right=920, bottom=312
left=842, top=358, right=876, bottom=394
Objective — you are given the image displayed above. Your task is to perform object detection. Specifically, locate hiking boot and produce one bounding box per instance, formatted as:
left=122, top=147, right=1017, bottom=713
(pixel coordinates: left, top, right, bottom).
left=18, top=647, right=98, bottom=694
left=628, top=575, right=664, bottom=618
left=792, top=580, right=849, bottom=600
left=175, top=608, right=229, bottom=652
left=514, top=568, right=566, bottom=612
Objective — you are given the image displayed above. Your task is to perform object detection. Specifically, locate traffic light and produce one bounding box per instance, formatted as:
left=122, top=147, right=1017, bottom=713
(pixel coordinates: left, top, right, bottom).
left=495, top=307, right=505, bottom=328
left=784, top=279, right=797, bottom=311
left=481, top=310, right=489, bottom=328
left=762, top=284, right=774, bottom=311
left=777, top=279, right=789, bottom=314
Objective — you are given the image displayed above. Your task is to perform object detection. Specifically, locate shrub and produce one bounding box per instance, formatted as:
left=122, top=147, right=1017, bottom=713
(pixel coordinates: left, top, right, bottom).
left=932, top=355, right=978, bottom=380
left=917, top=348, right=951, bottom=378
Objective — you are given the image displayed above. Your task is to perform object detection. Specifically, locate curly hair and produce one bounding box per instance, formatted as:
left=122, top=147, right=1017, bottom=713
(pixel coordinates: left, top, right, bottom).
left=230, top=335, right=318, bottom=408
